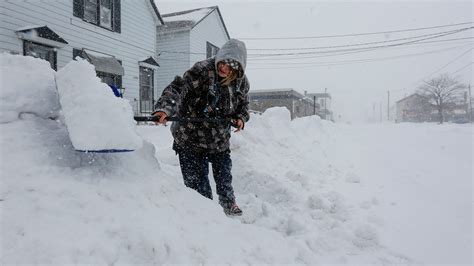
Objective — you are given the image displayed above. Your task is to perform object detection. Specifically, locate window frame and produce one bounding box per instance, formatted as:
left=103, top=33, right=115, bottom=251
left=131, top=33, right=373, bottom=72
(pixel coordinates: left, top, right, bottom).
left=73, top=48, right=123, bottom=92
left=74, top=0, right=120, bottom=33
left=23, top=41, right=57, bottom=70
left=99, top=0, right=113, bottom=30
left=139, top=66, right=155, bottom=114
left=83, top=0, right=99, bottom=24
left=97, top=71, right=122, bottom=90
left=206, top=41, right=219, bottom=58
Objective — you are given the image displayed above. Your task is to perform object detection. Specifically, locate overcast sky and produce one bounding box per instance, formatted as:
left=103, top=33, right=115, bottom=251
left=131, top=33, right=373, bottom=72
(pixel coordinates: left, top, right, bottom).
left=155, top=0, right=473, bottom=123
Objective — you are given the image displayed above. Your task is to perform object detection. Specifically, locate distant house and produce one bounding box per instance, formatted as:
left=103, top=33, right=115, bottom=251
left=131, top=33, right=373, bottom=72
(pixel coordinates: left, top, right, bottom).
left=249, top=89, right=316, bottom=119
left=156, top=6, right=230, bottom=95
left=396, top=93, right=433, bottom=122
left=0, top=0, right=164, bottom=115
left=396, top=93, right=472, bottom=123
left=444, top=91, right=472, bottom=123
left=305, top=92, right=333, bottom=120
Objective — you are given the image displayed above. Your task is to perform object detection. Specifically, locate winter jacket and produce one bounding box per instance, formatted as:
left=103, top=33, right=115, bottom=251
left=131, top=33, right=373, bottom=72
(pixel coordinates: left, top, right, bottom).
left=154, top=39, right=250, bottom=153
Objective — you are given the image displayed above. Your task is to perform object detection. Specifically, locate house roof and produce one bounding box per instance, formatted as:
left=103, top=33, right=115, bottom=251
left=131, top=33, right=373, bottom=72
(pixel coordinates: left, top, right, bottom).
left=160, top=6, right=230, bottom=39
left=149, top=0, right=165, bottom=25
left=249, top=89, right=308, bottom=100
left=396, top=93, right=425, bottom=104
left=306, top=92, right=331, bottom=99
left=16, top=25, right=68, bottom=47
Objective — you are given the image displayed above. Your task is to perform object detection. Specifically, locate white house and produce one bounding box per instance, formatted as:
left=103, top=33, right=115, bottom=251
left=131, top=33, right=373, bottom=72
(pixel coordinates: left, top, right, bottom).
left=156, top=6, right=230, bottom=95
left=0, top=0, right=164, bottom=115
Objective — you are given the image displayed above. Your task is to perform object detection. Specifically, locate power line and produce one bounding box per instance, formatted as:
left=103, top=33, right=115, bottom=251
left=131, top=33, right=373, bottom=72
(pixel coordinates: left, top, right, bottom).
left=413, top=48, right=473, bottom=86
left=247, top=37, right=474, bottom=61
left=248, top=45, right=470, bottom=66
left=246, top=45, right=470, bottom=69
left=158, top=30, right=473, bottom=59
left=247, top=27, right=473, bottom=57
left=451, top=62, right=474, bottom=75
left=238, top=22, right=473, bottom=40
left=246, top=28, right=473, bottom=51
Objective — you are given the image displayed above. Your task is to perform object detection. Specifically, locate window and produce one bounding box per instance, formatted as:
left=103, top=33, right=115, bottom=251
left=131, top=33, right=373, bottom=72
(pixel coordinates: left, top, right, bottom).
left=74, top=0, right=120, bottom=32
left=139, top=66, right=154, bottom=113
left=72, top=48, right=83, bottom=60
left=84, top=0, right=98, bottom=23
left=97, top=71, right=122, bottom=95
left=23, top=41, right=57, bottom=70
left=73, top=48, right=123, bottom=95
left=99, top=0, right=112, bottom=30
left=206, top=41, right=219, bottom=58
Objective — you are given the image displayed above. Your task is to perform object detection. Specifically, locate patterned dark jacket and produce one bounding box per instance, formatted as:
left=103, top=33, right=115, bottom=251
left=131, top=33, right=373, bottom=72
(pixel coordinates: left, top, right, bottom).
left=154, top=39, right=250, bottom=153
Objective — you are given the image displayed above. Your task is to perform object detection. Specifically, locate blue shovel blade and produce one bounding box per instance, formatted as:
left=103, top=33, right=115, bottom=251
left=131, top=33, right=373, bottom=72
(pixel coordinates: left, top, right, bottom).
left=75, top=149, right=134, bottom=153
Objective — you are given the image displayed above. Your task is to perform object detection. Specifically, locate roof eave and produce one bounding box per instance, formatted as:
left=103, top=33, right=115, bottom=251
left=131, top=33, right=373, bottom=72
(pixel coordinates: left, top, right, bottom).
left=149, top=0, right=165, bottom=25
left=191, top=6, right=230, bottom=40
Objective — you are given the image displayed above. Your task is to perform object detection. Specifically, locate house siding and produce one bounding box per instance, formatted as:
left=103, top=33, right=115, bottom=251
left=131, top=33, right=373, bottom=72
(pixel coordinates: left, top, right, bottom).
left=189, top=10, right=229, bottom=64
left=396, top=94, right=432, bottom=122
left=156, top=30, right=190, bottom=95
left=0, top=0, right=160, bottom=114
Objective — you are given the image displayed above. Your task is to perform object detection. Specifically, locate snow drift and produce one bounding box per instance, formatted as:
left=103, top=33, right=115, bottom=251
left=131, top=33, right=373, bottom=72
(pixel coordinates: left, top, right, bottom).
left=55, top=58, right=142, bottom=152
left=0, top=54, right=59, bottom=123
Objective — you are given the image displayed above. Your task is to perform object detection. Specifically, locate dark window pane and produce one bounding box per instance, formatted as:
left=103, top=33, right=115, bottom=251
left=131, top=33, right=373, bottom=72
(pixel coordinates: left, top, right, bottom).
left=73, top=0, right=84, bottom=18
left=139, top=67, right=154, bottom=113
left=206, top=42, right=219, bottom=58
left=84, top=0, right=98, bottom=23
left=100, top=0, right=112, bottom=29
left=24, top=41, right=56, bottom=70
left=72, top=48, right=83, bottom=59
left=113, top=0, right=121, bottom=33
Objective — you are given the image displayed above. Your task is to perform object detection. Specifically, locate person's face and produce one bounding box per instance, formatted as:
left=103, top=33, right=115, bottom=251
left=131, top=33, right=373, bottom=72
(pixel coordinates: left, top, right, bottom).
left=217, top=62, right=231, bottom=78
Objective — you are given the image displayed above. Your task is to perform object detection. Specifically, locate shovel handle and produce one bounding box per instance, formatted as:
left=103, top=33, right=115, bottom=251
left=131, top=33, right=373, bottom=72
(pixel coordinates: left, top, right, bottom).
left=134, top=116, right=178, bottom=122
left=134, top=116, right=238, bottom=128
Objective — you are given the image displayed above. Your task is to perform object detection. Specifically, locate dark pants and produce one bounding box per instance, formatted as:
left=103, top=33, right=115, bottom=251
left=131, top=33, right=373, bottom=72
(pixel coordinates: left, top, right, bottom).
left=177, top=149, right=235, bottom=207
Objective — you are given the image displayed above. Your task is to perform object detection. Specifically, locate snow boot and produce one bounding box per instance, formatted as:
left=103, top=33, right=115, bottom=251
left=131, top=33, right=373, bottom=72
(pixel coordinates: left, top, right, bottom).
left=223, top=202, right=243, bottom=216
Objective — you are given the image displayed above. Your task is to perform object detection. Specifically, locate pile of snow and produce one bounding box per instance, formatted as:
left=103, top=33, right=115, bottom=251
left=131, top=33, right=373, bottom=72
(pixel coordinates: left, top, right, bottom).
left=0, top=54, right=59, bottom=123
left=1, top=54, right=471, bottom=265
left=55, top=58, right=142, bottom=152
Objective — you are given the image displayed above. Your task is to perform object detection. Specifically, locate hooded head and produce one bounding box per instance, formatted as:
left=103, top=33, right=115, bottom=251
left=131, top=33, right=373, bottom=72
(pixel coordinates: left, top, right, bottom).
left=215, top=39, right=247, bottom=79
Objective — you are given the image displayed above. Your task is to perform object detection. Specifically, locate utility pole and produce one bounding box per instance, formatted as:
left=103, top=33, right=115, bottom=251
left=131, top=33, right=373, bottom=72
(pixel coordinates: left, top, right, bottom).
left=380, top=102, right=383, bottom=123
left=469, top=84, right=472, bottom=123
left=372, top=102, right=376, bottom=123
left=387, top=90, right=390, bottom=121
left=313, top=95, right=316, bottom=115
left=324, top=88, right=327, bottom=120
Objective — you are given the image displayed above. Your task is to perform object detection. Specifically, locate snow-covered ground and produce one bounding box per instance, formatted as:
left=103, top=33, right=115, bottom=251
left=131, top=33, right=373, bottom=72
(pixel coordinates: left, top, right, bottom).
left=1, top=54, right=472, bottom=265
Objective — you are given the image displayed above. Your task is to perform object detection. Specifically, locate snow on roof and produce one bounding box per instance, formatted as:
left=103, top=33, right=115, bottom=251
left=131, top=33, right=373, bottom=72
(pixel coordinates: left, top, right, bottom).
left=249, top=89, right=310, bottom=100
left=162, top=6, right=215, bottom=24
left=15, top=25, right=47, bottom=31
left=159, top=6, right=230, bottom=38
left=250, top=88, right=297, bottom=93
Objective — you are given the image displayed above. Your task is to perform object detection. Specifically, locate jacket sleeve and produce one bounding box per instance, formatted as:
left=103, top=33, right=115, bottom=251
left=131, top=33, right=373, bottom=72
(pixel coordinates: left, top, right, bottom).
left=233, top=76, right=250, bottom=124
left=153, top=62, right=206, bottom=117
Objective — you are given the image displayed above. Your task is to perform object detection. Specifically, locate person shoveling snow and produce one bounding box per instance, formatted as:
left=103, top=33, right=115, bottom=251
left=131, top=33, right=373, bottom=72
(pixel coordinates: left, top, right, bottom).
left=152, top=39, right=250, bottom=216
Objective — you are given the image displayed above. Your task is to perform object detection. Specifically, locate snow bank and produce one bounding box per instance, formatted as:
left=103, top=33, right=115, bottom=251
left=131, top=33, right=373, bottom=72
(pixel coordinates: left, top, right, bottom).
left=0, top=55, right=302, bottom=264
left=0, top=53, right=60, bottom=123
left=55, top=58, right=142, bottom=151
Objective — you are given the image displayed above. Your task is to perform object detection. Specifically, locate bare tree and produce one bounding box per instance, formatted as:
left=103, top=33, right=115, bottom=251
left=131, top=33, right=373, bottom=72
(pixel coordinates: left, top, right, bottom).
left=418, top=73, right=466, bottom=124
